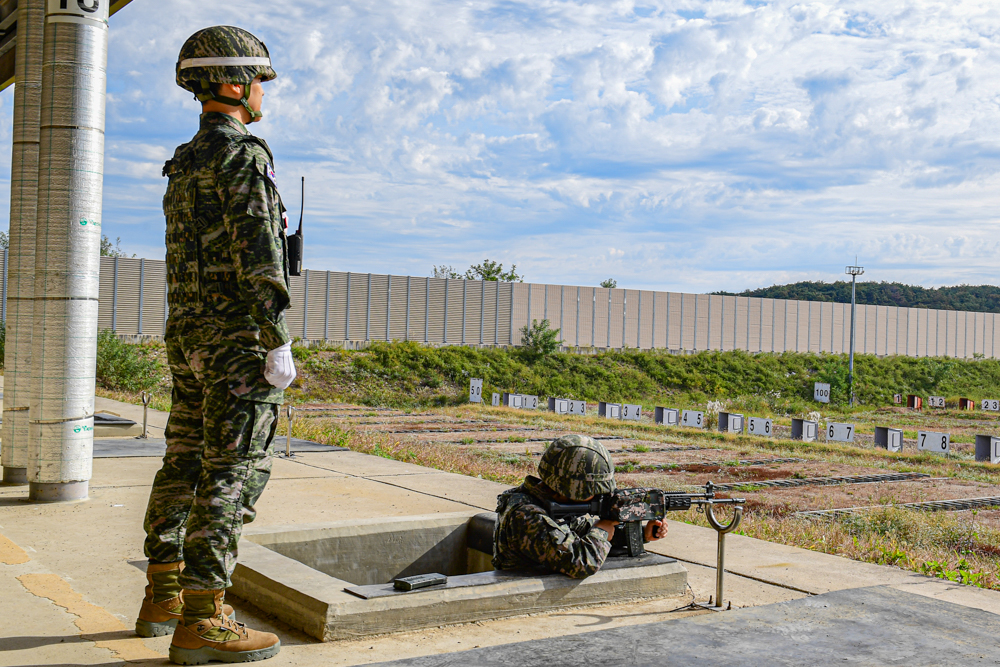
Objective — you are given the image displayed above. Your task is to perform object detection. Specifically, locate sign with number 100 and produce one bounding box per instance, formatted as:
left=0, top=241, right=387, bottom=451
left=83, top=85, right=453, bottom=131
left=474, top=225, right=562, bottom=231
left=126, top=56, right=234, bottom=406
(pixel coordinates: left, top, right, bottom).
left=918, top=431, right=950, bottom=455
left=814, top=383, right=831, bottom=403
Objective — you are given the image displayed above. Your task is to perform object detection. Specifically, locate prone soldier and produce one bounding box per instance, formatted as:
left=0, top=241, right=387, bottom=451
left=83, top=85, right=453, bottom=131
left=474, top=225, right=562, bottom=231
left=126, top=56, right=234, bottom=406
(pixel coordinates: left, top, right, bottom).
left=135, top=26, right=295, bottom=665
left=492, top=434, right=668, bottom=579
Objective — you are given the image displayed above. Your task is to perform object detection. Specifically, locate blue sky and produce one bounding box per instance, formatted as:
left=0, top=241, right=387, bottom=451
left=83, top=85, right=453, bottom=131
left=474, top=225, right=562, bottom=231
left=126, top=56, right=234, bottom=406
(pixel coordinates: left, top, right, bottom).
left=3, top=0, right=1000, bottom=293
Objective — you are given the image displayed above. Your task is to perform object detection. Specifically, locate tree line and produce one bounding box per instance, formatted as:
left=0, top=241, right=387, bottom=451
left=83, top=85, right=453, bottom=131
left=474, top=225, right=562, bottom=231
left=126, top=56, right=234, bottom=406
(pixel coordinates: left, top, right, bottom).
left=713, top=281, right=1000, bottom=314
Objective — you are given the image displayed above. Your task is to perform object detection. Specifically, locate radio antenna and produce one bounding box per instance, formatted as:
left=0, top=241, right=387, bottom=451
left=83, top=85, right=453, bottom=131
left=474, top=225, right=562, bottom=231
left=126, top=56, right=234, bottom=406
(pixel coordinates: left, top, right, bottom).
left=297, top=176, right=304, bottom=234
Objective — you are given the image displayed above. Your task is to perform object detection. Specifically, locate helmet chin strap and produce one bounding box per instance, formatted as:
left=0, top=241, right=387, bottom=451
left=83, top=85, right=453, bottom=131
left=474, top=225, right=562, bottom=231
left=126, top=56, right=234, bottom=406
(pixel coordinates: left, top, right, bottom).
left=196, top=80, right=263, bottom=120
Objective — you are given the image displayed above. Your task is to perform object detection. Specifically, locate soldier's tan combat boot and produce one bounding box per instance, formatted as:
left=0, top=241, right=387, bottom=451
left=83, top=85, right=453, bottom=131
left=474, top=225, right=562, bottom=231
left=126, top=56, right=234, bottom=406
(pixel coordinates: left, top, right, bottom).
left=135, top=562, right=235, bottom=638
left=169, top=589, right=280, bottom=665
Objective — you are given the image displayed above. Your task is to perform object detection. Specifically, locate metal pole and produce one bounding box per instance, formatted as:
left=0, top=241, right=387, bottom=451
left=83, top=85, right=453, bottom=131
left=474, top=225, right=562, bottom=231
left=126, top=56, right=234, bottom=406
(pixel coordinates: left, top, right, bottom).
left=365, top=273, right=371, bottom=341
left=345, top=273, right=351, bottom=340
left=651, top=290, right=656, bottom=348
left=443, top=278, right=449, bottom=343
left=324, top=270, right=330, bottom=341
left=2, top=0, right=44, bottom=485
left=846, top=262, right=864, bottom=406
left=606, top=289, right=611, bottom=348
left=701, top=501, right=744, bottom=611
left=575, top=286, right=580, bottom=347
left=27, top=0, right=109, bottom=502
left=2, top=248, right=7, bottom=324
left=137, top=258, right=144, bottom=334
left=285, top=405, right=294, bottom=457
left=140, top=392, right=150, bottom=439
left=680, top=293, right=685, bottom=350
left=666, top=292, right=671, bottom=350
left=111, top=256, right=118, bottom=331
left=302, top=268, right=309, bottom=340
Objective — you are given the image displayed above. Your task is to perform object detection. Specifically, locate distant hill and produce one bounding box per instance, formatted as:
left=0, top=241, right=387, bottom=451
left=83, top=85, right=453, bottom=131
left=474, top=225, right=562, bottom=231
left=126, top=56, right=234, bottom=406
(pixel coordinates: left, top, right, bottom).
left=712, top=281, right=1000, bottom=314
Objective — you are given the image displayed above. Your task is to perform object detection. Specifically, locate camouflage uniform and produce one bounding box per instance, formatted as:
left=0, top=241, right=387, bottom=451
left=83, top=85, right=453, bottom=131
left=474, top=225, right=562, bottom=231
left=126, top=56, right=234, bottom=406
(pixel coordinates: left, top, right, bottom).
left=493, top=475, right=611, bottom=579
left=143, top=111, right=290, bottom=591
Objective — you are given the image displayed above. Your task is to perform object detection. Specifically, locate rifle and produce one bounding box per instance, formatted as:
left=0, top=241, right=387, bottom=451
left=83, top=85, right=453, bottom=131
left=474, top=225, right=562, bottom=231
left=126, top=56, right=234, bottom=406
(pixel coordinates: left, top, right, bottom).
left=543, top=482, right=745, bottom=557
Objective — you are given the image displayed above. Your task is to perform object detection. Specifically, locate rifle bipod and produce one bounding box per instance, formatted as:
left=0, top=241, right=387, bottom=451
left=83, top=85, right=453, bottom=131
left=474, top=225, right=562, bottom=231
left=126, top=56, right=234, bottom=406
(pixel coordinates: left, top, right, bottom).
left=696, top=501, right=743, bottom=611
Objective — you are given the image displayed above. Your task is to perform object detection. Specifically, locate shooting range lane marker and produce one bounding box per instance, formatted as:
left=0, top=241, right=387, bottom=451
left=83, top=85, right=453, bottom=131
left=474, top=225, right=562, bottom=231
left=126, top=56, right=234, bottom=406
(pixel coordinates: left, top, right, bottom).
left=709, top=471, right=931, bottom=493
left=797, top=495, right=1000, bottom=519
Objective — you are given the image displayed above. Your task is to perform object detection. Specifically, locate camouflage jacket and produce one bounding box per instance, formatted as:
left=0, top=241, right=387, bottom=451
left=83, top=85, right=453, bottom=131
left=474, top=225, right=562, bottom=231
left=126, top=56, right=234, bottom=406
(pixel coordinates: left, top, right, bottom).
left=493, top=475, right=611, bottom=579
left=163, top=112, right=290, bottom=352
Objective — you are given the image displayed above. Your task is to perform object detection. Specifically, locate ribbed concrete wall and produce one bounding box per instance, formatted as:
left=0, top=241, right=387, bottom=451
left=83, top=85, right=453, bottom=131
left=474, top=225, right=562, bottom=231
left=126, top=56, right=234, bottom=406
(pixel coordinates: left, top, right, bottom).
left=1, top=254, right=996, bottom=359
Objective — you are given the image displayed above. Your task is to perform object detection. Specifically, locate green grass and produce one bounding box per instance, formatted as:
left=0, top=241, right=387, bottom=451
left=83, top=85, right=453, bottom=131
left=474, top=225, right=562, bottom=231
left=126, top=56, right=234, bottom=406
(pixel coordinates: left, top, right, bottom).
left=289, top=340, right=1000, bottom=413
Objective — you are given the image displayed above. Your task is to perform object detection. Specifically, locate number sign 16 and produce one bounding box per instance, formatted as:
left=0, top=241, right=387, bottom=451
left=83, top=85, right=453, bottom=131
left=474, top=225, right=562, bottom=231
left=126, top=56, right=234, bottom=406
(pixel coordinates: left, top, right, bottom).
left=918, top=431, right=950, bottom=455
left=827, top=422, right=855, bottom=443
left=747, top=417, right=772, bottom=437
left=982, top=399, right=1000, bottom=412
left=681, top=410, right=704, bottom=428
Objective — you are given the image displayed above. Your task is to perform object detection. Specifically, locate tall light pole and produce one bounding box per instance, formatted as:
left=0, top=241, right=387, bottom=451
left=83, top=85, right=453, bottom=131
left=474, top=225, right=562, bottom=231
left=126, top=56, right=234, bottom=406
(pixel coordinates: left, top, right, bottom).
left=846, top=261, right=865, bottom=407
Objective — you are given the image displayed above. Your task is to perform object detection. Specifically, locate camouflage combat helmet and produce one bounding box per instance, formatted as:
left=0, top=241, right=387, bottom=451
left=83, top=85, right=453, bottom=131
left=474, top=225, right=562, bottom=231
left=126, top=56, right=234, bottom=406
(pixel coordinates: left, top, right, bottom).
left=176, top=26, right=277, bottom=120
left=538, top=435, right=616, bottom=501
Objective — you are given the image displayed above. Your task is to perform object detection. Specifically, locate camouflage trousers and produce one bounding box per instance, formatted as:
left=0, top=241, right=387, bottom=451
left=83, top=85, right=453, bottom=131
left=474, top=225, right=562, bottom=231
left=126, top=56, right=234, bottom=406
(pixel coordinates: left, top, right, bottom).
left=143, top=326, right=279, bottom=591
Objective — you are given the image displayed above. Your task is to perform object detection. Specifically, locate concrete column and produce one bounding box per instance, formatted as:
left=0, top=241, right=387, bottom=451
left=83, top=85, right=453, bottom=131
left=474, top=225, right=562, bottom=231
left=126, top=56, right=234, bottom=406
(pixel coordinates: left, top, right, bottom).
left=27, top=0, right=109, bottom=502
left=2, top=0, right=45, bottom=486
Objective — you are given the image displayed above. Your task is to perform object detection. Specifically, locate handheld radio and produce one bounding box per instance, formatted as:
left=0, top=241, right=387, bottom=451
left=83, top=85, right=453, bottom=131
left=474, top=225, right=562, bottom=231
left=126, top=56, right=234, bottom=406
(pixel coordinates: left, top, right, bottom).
left=287, top=176, right=304, bottom=276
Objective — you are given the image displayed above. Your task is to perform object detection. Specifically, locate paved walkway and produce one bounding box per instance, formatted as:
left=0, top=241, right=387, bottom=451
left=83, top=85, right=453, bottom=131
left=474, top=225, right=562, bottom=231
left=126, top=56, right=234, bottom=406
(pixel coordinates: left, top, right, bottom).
left=1, top=396, right=998, bottom=665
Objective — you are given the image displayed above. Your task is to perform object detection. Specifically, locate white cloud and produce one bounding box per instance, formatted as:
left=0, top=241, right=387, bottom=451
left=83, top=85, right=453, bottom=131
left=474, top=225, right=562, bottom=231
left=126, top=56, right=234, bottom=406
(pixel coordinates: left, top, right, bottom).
left=1, top=0, right=996, bottom=291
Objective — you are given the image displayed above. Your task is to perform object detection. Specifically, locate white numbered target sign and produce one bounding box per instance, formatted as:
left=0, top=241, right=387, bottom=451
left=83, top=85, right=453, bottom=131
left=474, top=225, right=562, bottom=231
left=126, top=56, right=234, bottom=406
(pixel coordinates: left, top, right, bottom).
left=928, top=396, right=945, bottom=408
left=918, top=431, right=950, bottom=455
left=893, top=394, right=903, bottom=405
left=827, top=422, right=855, bottom=443
left=568, top=400, right=586, bottom=415
left=747, top=417, right=772, bottom=437
left=491, top=392, right=500, bottom=407
left=622, top=404, right=642, bottom=421
left=655, top=407, right=679, bottom=426
left=469, top=378, right=483, bottom=403
left=814, top=383, right=831, bottom=404
left=681, top=410, right=704, bottom=428
left=982, top=399, right=1000, bottom=412
left=524, top=395, right=539, bottom=410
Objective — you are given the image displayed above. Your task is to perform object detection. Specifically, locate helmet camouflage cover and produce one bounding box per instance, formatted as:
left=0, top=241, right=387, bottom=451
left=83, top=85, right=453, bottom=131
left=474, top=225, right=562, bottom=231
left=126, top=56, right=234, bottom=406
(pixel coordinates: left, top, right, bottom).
left=538, top=434, right=616, bottom=501
left=176, top=26, right=277, bottom=118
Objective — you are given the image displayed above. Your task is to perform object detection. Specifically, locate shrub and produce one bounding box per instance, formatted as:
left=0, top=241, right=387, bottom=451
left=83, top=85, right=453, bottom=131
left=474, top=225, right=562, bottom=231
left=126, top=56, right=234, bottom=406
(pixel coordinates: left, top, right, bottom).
left=96, top=329, right=162, bottom=393
left=519, top=319, right=561, bottom=357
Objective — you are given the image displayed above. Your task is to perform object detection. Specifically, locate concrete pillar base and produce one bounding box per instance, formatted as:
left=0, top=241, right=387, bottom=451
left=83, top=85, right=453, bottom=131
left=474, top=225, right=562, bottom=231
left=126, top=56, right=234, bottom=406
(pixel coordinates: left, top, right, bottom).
left=2, top=467, right=28, bottom=485
left=28, top=480, right=88, bottom=502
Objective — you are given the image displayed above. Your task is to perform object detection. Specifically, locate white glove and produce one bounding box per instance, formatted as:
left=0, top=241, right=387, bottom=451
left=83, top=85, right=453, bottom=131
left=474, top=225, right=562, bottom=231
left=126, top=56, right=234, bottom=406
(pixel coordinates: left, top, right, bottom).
left=264, top=342, right=297, bottom=390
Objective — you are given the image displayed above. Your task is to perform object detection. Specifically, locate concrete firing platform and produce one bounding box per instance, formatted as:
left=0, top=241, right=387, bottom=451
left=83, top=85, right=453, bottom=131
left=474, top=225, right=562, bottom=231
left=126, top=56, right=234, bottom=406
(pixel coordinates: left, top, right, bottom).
left=92, top=437, right=347, bottom=458
left=369, top=585, right=1000, bottom=666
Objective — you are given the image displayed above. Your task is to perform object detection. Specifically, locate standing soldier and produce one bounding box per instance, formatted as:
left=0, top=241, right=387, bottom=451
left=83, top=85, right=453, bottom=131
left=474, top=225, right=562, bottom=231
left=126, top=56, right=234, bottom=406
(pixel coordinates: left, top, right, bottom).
left=135, top=26, right=296, bottom=665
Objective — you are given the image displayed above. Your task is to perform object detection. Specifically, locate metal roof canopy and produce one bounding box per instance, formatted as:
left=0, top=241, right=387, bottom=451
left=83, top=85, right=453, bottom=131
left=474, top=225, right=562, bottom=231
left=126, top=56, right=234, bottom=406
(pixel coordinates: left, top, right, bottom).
left=0, top=0, right=133, bottom=91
